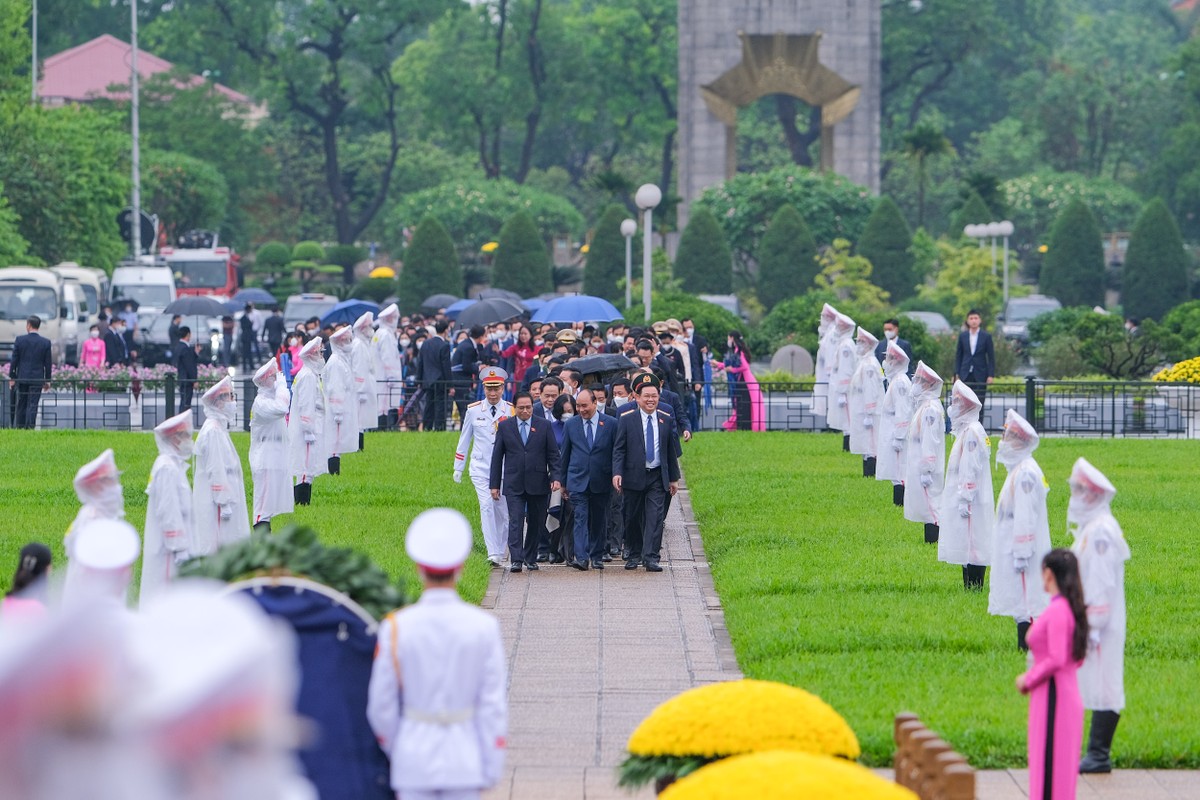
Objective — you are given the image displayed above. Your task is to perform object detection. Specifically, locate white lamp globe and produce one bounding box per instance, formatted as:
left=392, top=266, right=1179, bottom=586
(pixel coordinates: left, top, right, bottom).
left=998, top=220, right=1014, bottom=236
left=620, top=219, right=638, bottom=237
left=635, top=184, right=662, bottom=210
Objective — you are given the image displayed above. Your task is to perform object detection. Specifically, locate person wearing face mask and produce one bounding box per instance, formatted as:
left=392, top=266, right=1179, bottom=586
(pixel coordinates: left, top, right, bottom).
left=711, top=330, right=763, bottom=432
left=81, top=323, right=106, bottom=368
left=62, top=449, right=126, bottom=605
left=938, top=380, right=994, bottom=589
left=324, top=325, right=360, bottom=475
left=813, top=303, right=839, bottom=417
left=873, top=318, right=915, bottom=377
left=288, top=337, right=328, bottom=505
left=847, top=328, right=884, bottom=477
left=372, top=304, right=406, bottom=428
left=104, top=316, right=131, bottom=366
left=1067, top=458, right=1129, bottom=775
left=988, top=409, right=1051, bottom=652
left=250, top=359, right=293, bottom=533
left=875, top=339, right=913, bottom=506
left=193, top=376, right=251, bottom=556
left=142, top=410, right=194, bottom=603
left=826, top=313, right=857, bottom=447
left=280, top=331, right=305, bottom=392
left=902, top=362, right=945, bottom=543
left=352, top=312, right=379, bottom=448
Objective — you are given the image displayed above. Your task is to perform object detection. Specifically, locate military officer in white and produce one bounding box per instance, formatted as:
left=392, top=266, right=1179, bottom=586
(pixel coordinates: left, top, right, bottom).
left=368, top=508, right=507, bottom=800
left=250, top=358, right=294, bottom=532
left=453, top=366, right=514, bottom=567
left=1068, top=457, right=1130, bottom=774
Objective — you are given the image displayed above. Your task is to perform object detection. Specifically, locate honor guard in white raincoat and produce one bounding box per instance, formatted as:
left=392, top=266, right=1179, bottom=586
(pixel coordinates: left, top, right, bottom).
left=68, top=517, right=140, bottom=609
left=371, top=303, right=405, bottom=421
left=988, top=409, right=1050, bottom=651
left=938, top=381, right=994, bottom=589
left=62, top=449, right=125, bottom=604
left=368, top=509, right=508, bottom=800
left=250, top=359, right=294, bottom=530
left=826, top=313, right=857, bottom=439
left=352, top=311, right=379, bottom=441
left=847, top=328, right=884, bottom=475
left=903, top=362, right=946, bottom=543
left=876, top=340, right=913, bottom=507
left=288, top=336, right=328, bottom=505
left=453, top=366, right=514, bottom=566
left=193, top=376, right=251, bottom=556
left=324, top=325, right=359, bottom=474
left=813, top=303, right=839, bottom=415
left=141, top=411, right=194, bottom=603
left=1068, top=457, right=1129, bottom=774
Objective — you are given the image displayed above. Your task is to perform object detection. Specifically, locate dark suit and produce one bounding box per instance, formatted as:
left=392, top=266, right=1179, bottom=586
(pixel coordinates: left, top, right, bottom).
left=490, top=415, right=561, bottom=566
left=532, top=400, right=555, bottom=420
left=686, top=334, right=708, bottom=429
left=558, top=412, right=616, bottom=564
left=612, top=405, right=681, bottom=568
left=10, top=331, right=52, bottom=428
left=104, top=328, right=129, bottom=366
left=954, top=329, right=995, bottom=409
left=416, top=335, right=452, bottom=431
left=874, top=337, right=915, bottom=376
left=659, top=386, right=690, bottom=437
left=174, top=341, right=199, bottom=412
left=451, top=338, right=480, bottom=421
left=264, top=314, right=285, bottom=353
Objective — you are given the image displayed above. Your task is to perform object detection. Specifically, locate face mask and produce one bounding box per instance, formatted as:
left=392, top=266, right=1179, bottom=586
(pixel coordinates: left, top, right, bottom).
left=884, top=330, right=897, bottom=340
left=560, top=412, right=574, bottom=421
left=661, top=345, right=673, bottom=353
left=90, top=330, right=99, bottom=338
left=684, top=327, right=694, bottom=338
left=613, top=395, right=629, bottom=407
left=414, top=340, right=423, bottom=350
left=995, top=437, right=1024, bottom=468
left=399, top=338, right=411, bottom=348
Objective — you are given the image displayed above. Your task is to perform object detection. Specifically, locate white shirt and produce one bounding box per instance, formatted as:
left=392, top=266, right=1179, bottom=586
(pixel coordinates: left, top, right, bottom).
left=969, top=330, right=979, bottom=356
left=640, top=409, right=660, bottom=469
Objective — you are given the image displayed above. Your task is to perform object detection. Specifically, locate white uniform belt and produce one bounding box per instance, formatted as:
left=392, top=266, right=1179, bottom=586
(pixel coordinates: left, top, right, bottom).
left=405, top=708, right=474, bottom=725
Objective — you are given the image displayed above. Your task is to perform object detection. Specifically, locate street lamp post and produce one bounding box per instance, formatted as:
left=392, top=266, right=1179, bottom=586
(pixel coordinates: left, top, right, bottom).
left=130, top=0, right=142, bottom=259
left=620, top=218, right=637, bottom=311
left=31, top=0, right=37, bottom=104
left=634, top=184, right=661, bottom=323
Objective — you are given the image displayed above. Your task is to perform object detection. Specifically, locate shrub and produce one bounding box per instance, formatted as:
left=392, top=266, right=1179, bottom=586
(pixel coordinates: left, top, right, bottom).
left=674, top=207, right=732, bottom=294
left=399, top=216, right=461, bottom=314
left=625, top=292, right=745, bottom=352
left=254, top=241, right=292, bottom=271
left=142, top=149, right=229, bottom=243
left=325, top=243, right=367, bottom=285
left=1001, top=170, right=1144, bottom=254
left=756, top=204, right=817, bottom=309
left=292, top=240, right=326, bottom=262
left=1160, top=299, right=1200, bottom=361
left=1034, top=334, right=1085, bottom=379
left=857, top=196, right=916, bottom=302
left=351, top=276, right=398, bottom=303
left=949, top=189, right=994, bottom=239
left=492, top=210, right=553, bottom=297
left=584, top=204, right=635, bottom=303
left=1040, top=199, right=1104, bottom=307
left=1122, top=199, right=1190, bottom=323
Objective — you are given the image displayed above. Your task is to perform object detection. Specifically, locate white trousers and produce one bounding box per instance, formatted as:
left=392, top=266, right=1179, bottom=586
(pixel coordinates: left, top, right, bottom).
left=471, top=473, right=508, bottom=560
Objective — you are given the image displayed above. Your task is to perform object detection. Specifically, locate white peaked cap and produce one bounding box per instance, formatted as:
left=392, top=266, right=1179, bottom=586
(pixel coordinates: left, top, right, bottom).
left=1070, top=457, right=1117, bottom=498
left=354, top=311, right=375, bottom=335
left=913, top=360, right=943, bottom=389
left=253, top=358, right=280, bottom=388
left=856, top=327, right=879, bottom=349
left=406, top=508, right=473, bottom=572
left=154, top=409, right=193, bottom=438
left=74, top=518, right=140, bottom=572
left=1003, top=408, right=1038, bottom=445
left=951, top=379, right=981, bottom=411
left=73, top=448, right=120, bottom=494
left=330, top=325, right=354, bottom=347
left=885, top=339, right=910, bottom=367
left=378, top=304, right=399, bottom=324
left=834, top=313, right=856, bottom=334
left=821, top=303, right=838, bottom=321
left=299, top=336, right=324, bottom=359
left=201, top=375, right=233, bottom=405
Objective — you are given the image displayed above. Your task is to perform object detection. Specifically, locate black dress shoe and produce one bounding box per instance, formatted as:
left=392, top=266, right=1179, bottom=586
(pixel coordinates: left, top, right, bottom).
left=591, top=560, right=605, bottom=570
left=601, top=553, right=613, bottom=562
left=526, top=562, right=539, bottom=571
left=570, top=559, right=589, bottom=571
left=510, top=564, right=522, bottom=573
left=536, top=554, right=549, bottom=563
left=645, top=562, right=664, bottom=572
left=489, top=559, right=501, bottom=568
left=608, top=546, right=619, bottom=556
left=548, top=554, right=565, bottom=564
left=624, top=560, right=639, bottom=570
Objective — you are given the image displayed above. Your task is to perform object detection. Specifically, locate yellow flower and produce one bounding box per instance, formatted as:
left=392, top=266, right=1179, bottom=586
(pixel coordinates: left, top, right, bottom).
left=481, top=241, right=499, bottom=253
left=580, top=243, right=590, bottom=254
left=660, top=751, right=918, bottom=800
left=627, top=679, right=860, bottom=760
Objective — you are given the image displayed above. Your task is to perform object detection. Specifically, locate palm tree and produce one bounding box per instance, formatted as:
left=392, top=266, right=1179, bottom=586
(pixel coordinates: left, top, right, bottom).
left=903, top=123, right=952, bottom=228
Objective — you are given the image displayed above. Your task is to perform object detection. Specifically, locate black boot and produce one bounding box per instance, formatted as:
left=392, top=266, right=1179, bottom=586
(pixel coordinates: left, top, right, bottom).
left=328, top=456, right=341, bottom=475
left=963, top=564, right=985, bottom=590
left=294, top=484, right=303, bottom=505
left=924, top=523, right=939, bottom=543
left=378, top=413, right=389, bottom=430
left=253, top=519, right=271, bottom=535
left=973, top=564, right=987, bottom=589
left=842, top=434, right=850, bottom=452
left=1079, top=711, right=1120, bottom=773
left=893, top=484, right=905, bottom=507
left=296, top=482, right=312, bottom=506
left=962, top=565, right=971, bottom=589
left=864, top=456, right=876, bottom=477
left=359, top=432, right=365, bottom=451
left=1016, top=620, right=1031, bottom=652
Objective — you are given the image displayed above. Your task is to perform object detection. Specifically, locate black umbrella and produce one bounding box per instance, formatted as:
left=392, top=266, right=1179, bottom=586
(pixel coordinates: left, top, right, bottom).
left=163, top=296, right=231, bottom=317
left=477, top=287, right=523, bottom=304
left=232, top=287, right=278, bottom=307
left=420, top=293, right=461, bottom=312
left=560, top=352, right=637, bottom=381
left=455, top=298, right=525, bottom=328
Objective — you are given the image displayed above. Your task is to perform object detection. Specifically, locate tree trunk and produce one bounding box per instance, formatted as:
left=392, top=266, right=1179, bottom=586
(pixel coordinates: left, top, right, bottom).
left=775, top=95, right=820, bottom=167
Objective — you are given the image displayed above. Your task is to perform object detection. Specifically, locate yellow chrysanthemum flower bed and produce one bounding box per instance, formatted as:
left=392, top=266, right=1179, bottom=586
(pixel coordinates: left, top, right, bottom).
left=1152, top=355, right=1200, bottom=383
left=659, top=751, right=918, bottom=800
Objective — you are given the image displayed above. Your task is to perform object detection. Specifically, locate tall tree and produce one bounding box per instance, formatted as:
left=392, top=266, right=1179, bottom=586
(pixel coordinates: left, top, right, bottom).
left=584, top=205, right=635, bottom=304
left=492, top=211, right=552, bottom=296
left=1040, top=199, right=1104, bottom=308
left=857, top=196, right=916, bottom=302
left=1122, top=199, right=1189, bottom=323
left=755, top=204, right=817, bottom=309
left=902, top=123, right=953, bottom=228
left=949, top=189, right=994, bottom=238
left=399, top=217, right=461, bottom=314
left=142, top=150, right=229, bottom=244
left=673, top=208, right=732, bottom=294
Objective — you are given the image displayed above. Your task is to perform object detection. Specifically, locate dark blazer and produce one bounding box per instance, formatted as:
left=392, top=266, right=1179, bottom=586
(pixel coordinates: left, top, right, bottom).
left=612, top=406, right=681, bottom=492
left=490, top=415, right=561, bottom=496
left=659, top=386, right=690, bottom=433
left=954, top=329, right=995, bottom=382
left=652, top=352, right=683, bottom=396
left=416, top=335, right=452, bottom=385
left=557, top=412, right=617, bottom=494
left=11, top=332, right=52, bottom=381
left=687, top=334, right=708, bottom=389
left=532, top=400, right=555, bottom=420
left=875, top=337, right=916, bottom=376
left=104, top=328, right=129, bottom=366
left=174, top=340, right=199, bottom=380
left=451, top=338, right=479, bottom=384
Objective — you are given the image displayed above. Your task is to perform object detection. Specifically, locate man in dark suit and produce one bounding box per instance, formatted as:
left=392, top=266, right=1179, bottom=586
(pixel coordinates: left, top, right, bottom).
left=681, top=317, right=707, bottom=431
left=174, top=326, right=200, bottom=412
left=558, top=389, right=616, bottom=570
left=451, top=324, right=485, bottom=422
left=612, top=373, right=680, bottom=572
left=418, top=319, right=453, bottom=431
left=532, top=375, right=562, bottom=420
left=264, top=306, right=286, bottom=356
left=490, top=391, right=561, bottom=572
left=652, top=367, right=692, bottom=443
left=9, top=315, right=53, bottom=429
left=104, top=316, right=131, bottom=366
left=954, top=309, right=995, bottom=411
left=874, top=318, right=916, bottom=378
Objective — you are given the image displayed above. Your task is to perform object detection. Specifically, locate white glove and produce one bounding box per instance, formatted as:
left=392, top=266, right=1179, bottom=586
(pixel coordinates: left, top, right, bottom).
left=920, top=474, right=933, bottom=489
left=892, top=440, right=903, bottom=452
left=304, top=431, right=316, bottom=443
left=957, top=501, right=971, bottom=518
left=334, top=413, right=344, bottom=424
left=173, top=550, right=191, bottom=566
left=453, top=471, right=463, bottom=484
left=837, top=395, right=847, bottom=407
left=1013, top=556, right=1029, bottom=572
left=1088, top=629, right=1102, bottom=648
left=863, top=416, right=873, bottom=428
left=218, top=504, right=233, bottom=522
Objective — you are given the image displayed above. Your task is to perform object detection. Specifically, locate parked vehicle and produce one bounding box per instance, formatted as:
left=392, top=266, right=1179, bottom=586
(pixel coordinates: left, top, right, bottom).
left=109, top=264, right=177, bottom=319
left=284, top=293, right=339, bottom=330
left=902, top=310, right=952, bottom=335
left=161, top=230, right=240, bottom=300
left=50, top=263, right=108, bottom=317
left=1000, top=294, right=1062, bottom=344
left=59, top=281, right=89, bottom=365
left=0, top=267, right=67, bottom=365
left=138, top=312, right=221, bottom=368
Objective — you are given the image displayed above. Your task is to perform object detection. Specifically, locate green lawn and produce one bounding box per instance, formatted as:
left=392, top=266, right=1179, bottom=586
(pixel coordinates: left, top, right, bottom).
left=683, top=434, right=1200, bottom=769
left=0, top=430, right=489, bottom=605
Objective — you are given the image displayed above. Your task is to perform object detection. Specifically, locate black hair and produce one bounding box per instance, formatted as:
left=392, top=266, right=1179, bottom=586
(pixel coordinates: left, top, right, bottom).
left=469, top=324, right=486, bottom=339
left=610, top=377, right=631, bottom=393
left=1043, top=549, right=1090, bottom=663
left=586, top=383, right=605, bottom=397
left=435, top=319, right=450, bottom=334
left=513, top=391, right=534, bottom=406
left=27, top=315, right=41, bottom=329
left=306, top=316, right=321, bottom=326
left=967, top=309, right=982, bottom=318
left=727, top=329, right=752, bottom=360
left=8, top=542, right=51, bottom=597
left=178, top=325, right=192, bottom=339
left=635, top=339, right=655, bottom=352
left=552, top=393, right=576, bottom=420
left=541, top=376, right=564, bottom=391
left=884, top=318, right=899, bottom=327
left=561, top=369, right=582, bottom=386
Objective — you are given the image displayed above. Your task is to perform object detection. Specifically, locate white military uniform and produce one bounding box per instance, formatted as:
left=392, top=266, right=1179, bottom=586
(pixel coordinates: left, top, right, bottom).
left=250, top=359, right=294, bottom=525
left=875, top=340, right=913, bottom=484
left=826, top=313, right=857, bottom=432
left=367, top=509, right=507, bottom=800
left=847, top=328, right=884, bottom=458
left=288, top=337, right=329, bottom=486
left=68, top=517, right=140, bottom=609
left=352, top=312, right=379, bottom=434
left=813, top=303, right=839, bottom=416
left=62, top=449, right=126, bottom=605
left=142, top=411, right=194, bottom=603
left=454, top=367, right=513, bottom=563
left=372, top=303, right=405, bottom=417
left=324, top=326, right=359, bottom=458
left=988, top=409, right=1051, bottom=623
left=1069, top=458, right=1129, bottom=712
left=938, top=381, right=994, bottom=568
left=903, top=362, right=946, bottom=526
left=193, top=376, right=251, bottom=556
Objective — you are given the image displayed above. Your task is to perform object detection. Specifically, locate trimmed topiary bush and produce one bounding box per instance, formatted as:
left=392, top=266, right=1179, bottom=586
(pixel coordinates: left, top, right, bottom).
left=949, top=189, right=994, bottom=239
left=1122, top=199, right=1190, bottom=323
left=674, top=207, right=732, bottom=294
left=254, top=241, right=292, bottom=272
left=492, top=210, right=553, bottom=297
left=1040, top=199, right=1104, bottom=308
left=292, top=240, right=326, bottom=263
left=584, top=204, right=636, bottom=303
left=399, top=216, right=461, bottom=315
left=857, top=196, right=916, bottom=302
left=756, top=204, right=817, bottom=309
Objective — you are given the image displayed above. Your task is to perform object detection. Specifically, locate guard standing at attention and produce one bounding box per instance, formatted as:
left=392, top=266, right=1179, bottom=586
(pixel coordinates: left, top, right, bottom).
left=454, top=366, right=514, bottom=567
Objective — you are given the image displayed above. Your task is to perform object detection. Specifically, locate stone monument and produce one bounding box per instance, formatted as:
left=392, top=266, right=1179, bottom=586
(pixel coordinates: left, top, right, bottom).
left=678, top=1, right=880, bottom=223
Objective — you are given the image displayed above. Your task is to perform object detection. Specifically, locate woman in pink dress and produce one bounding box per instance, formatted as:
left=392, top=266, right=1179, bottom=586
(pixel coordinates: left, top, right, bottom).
left=501, top=325, right=538, bottom=385
left=1, top=542, right=52, bottom=622
left=1017, top=548, right=1087, bottom=800
left=710, top=330, right=764, bottom=431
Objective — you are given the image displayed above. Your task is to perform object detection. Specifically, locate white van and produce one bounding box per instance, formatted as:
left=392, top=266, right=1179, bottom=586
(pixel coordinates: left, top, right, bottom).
left=0, top=267, right=66, bottom=365
left=59, top=281, right=88, bottom=364
left=109, top=265, right=177, bottom=319
left=51, top=263, right=108, bottom=318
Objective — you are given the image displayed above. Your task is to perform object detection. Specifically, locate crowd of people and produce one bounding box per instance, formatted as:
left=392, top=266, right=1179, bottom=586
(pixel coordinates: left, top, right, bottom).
left=817, top=302, right=1131, bottom=798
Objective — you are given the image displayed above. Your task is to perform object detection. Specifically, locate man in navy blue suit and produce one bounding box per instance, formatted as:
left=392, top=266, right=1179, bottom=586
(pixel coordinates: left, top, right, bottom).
left=490, top=391, right=561, bottom=572
left=954, top=309, right=995, bottom=412
left=612, top=373, right=680, bottom=572
left=558, top=388, right=616, bottom=571
left=9, top=315, right=53, bottom=429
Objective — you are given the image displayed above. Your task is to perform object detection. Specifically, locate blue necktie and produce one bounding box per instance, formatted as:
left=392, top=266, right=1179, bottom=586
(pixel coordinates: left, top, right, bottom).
left=586, top=419, right=594, bottom=447
left=521, top=421, right=529, bottom=445
left=645, top=414, right=654, bottom=460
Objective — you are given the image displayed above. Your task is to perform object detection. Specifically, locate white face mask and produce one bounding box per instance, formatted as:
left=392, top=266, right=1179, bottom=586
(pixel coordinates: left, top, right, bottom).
left=684, top=327, right=694, bottom=338
left=90, top=330, right=100, bottom=338
left=399, top=338, right=411, bottom=348
left=560, top=412, right=574, bottom=421
left=613, top=395, right=629, bottom=407
left=884, top=329, right=897, bottom=340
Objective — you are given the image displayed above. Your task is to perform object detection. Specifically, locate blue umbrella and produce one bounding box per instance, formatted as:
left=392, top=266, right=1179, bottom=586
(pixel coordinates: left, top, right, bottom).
left=445, top=298, right=477, bottom=320
left=222, top=299, right=243, bottom=314
left=320, top=299, right=380, bottom=327
left=232, top=287, right=278, bottom=307
left=530, top=295, right=623, bottom=324
left=521, top=297, right=546, bottom=312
